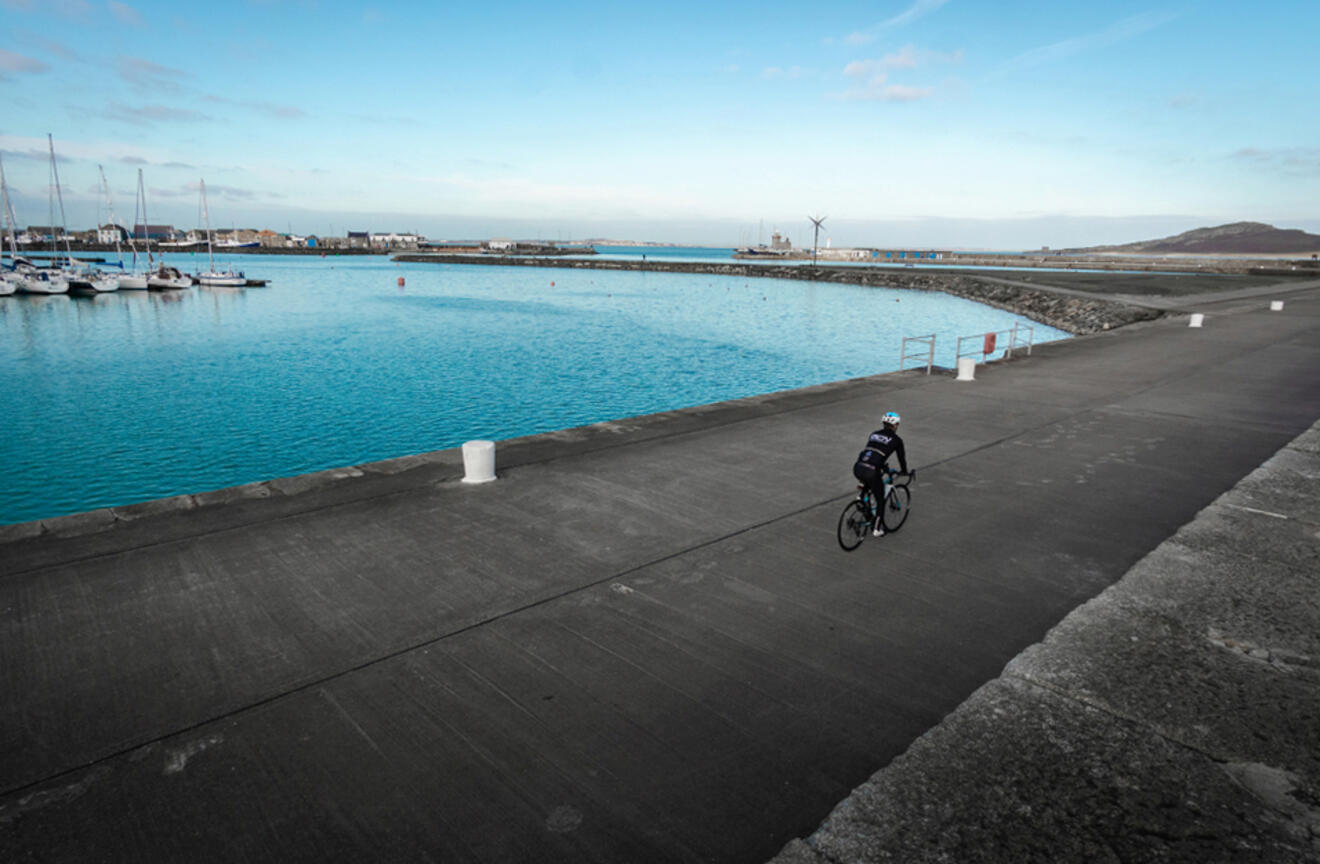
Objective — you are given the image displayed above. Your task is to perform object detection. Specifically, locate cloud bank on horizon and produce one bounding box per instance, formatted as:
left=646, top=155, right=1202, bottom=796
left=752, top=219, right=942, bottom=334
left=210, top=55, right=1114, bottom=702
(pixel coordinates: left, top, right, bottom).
left=0, top=0, right=1317, bottom=248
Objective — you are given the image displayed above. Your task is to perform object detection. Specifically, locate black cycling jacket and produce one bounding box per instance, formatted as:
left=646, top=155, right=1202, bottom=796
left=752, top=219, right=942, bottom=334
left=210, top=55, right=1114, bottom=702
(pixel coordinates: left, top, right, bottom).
left=856, top=428, right=907, bottom=474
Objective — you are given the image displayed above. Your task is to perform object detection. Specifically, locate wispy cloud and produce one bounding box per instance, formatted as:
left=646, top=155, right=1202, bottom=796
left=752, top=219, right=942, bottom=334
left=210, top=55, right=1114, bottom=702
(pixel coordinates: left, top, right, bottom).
left=761, top=65, right=811, bottom=80
left=116, top=155, right=196, bottom=169
left=834, top=76, right=934, bottom=102
left=836, top=45, right=955, bottom=102
left=843, top=46, right=920, bottom=80
left=238, top=100, right=306, bottom=119
left=45, top=0, right=93, bottom=20
left=116, top=56, right=189, bottom=91
left=108, top=1, right=144, bottom=25
left=0, top=49, right=50, bottom=80
left=23, top=33, right=80, bottom=60
left=1232, top=147, right=1320, bottom=176
left=110, top=102, right=211, bottom=125
left=1000, top=10, right=1178, bottom=74
left=178, top=181, right=261, bottom=201
left=844, top=0, right=951, bottom=46
left=0, top=147, right=50, bottom=162
left=200, top=93, right=306, bottom=119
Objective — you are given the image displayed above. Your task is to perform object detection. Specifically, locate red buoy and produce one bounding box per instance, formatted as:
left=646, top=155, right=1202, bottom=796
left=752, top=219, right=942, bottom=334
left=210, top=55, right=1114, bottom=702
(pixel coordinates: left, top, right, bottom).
left=397, top=276, right=405, bottom=287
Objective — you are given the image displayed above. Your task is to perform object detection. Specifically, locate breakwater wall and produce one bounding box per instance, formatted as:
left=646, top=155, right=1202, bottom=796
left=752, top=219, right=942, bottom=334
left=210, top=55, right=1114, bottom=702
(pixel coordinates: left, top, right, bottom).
left=392, top=254, right=1163, bottom=335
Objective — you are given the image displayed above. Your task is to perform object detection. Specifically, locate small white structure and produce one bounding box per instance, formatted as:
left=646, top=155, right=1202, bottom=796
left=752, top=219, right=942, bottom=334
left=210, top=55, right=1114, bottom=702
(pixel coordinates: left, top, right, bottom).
left=487, top=238, right=513, bottom=251
left=97, top=223, right=128, bottom=244
left=462, top=440, right=496, bottom=484
left=369, top=232, right=423, bottom=248
left=1270, top=301, right=1284, bottom=311
left=1189, top=313, right=1205, bottom=328
left=956, top=357, right=976, bottom=380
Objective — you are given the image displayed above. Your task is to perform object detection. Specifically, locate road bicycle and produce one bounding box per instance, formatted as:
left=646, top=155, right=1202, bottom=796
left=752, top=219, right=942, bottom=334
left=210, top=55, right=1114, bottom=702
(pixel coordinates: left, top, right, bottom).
left=837, top=468, right=915, bottom=552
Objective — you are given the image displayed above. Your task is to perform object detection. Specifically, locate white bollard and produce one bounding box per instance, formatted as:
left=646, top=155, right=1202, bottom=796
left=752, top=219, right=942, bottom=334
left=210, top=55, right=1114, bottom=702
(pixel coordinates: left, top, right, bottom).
left=1189, top=313, right=1204, bottom=328
left=1270, top=300, right=1284, bottom=311
left=956, top=357, right=976, bottom=381
left=461, top=440, right=496, bottom=483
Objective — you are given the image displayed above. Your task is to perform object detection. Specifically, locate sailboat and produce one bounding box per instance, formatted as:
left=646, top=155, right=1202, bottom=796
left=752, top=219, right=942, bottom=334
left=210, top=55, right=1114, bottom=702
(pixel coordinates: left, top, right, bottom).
left=13, top=137, right=70, bottom=295
left=195, top=179, right=247, bottom=287
left=101, top=165, right=145, bottom=290
left=0, top=154, right=21, bottom=296
left=140, top=170, right=191, bottom=290
left=46, top=135, right=118, bottom=295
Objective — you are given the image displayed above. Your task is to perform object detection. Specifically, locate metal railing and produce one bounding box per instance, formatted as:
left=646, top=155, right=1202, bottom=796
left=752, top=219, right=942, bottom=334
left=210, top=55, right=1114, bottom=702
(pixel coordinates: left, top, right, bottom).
left=955, top=322, right=1034, bottom=363
left=899, top=333, right=936, bottom=374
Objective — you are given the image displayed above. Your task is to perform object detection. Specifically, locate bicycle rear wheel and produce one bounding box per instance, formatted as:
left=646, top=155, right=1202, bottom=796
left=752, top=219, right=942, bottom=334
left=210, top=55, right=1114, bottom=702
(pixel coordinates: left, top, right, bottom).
left=881, top=485, right=910, bottom=533
left=837, top=500, right=869, bottom=551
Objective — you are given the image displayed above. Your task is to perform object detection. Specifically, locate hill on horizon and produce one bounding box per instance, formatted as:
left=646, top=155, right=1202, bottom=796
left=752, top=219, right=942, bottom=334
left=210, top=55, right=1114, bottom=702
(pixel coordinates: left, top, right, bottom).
left=1078, top=222, right=1320, bottom=255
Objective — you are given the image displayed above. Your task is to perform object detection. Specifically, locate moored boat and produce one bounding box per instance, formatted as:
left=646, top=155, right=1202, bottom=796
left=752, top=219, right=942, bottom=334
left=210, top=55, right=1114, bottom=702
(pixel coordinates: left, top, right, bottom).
left=147, top=264, right=192, bottom=290
left=195, top=179, right=252, bottom=287
left=48, top=135, right=117, bottom=293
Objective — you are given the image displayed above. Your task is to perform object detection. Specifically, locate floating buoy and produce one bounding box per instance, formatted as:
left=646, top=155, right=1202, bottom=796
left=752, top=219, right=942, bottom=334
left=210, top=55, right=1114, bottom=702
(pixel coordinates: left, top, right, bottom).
left=550, top=281, right=555, bottom=286
left=397, top=276, right=405, bottom=287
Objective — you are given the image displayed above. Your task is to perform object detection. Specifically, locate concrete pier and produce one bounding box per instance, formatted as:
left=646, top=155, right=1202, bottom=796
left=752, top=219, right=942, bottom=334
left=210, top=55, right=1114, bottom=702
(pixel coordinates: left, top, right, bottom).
left=1, top=284, right=1318, bottom=862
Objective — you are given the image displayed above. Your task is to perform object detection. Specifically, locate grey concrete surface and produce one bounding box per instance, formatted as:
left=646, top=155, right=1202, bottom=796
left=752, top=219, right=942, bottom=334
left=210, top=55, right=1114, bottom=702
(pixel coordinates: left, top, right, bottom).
left=1, top=285, right=1318, bottom=862
left=772, top=421, right=1320, bottom=864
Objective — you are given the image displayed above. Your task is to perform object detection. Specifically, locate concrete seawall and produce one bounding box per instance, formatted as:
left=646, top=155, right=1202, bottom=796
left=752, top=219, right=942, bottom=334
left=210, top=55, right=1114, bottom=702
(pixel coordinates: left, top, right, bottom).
left=1, top=282, right=1316, bottom=862
left=393, top=254, right=1164, bottom=335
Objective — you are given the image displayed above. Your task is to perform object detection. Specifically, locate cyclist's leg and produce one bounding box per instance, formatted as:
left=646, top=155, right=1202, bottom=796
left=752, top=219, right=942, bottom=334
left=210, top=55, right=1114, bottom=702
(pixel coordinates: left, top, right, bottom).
left=853, top=462, right=881, bottom=524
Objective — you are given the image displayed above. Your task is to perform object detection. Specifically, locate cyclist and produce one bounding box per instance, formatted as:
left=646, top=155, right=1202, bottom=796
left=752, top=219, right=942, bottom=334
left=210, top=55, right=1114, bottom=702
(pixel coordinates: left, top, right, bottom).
left=853, top=411, right=909, bottom=536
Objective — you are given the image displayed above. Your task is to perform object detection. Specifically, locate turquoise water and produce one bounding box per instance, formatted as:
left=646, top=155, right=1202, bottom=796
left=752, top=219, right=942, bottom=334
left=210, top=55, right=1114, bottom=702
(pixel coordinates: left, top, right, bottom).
left=0, top=253, right=1069, bottom=525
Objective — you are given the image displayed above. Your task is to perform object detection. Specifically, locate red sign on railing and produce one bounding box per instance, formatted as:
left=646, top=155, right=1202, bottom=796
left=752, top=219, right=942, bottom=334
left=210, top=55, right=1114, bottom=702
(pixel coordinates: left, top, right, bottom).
left=983, top=332, right=997, bottom=355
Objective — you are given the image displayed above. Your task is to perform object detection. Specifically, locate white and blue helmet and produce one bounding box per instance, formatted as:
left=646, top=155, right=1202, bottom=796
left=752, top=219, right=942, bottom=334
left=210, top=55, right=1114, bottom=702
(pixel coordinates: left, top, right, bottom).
left=882, top=411, right=901, bottom=427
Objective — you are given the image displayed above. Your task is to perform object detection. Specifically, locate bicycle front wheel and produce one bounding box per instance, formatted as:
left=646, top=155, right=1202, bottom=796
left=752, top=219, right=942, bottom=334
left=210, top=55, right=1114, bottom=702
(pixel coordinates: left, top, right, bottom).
left=881, top=486, right=911, bottom=533
left=837, top=500, right=869, bottom=551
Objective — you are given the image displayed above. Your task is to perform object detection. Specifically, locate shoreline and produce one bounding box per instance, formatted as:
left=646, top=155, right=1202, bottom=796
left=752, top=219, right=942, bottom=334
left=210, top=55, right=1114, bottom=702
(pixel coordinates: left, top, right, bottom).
left=394, top=253, right=1167, bottom=335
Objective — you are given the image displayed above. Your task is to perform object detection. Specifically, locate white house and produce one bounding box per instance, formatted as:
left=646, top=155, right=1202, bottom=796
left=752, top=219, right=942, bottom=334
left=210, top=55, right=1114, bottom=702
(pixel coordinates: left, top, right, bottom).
left=97, top=224, right=129, bottom=245
left=486, top=237, right=513, bottom=251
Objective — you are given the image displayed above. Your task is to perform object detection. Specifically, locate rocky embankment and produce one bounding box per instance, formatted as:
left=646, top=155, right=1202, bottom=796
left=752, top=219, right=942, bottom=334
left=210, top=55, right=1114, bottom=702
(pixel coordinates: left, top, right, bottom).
left=393, top=254, right=1163, bottom=335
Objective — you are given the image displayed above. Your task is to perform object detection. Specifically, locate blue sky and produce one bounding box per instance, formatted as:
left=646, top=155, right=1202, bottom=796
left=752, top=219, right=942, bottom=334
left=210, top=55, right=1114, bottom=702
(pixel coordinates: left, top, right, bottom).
left=1, top=0, right=1317, bottom=248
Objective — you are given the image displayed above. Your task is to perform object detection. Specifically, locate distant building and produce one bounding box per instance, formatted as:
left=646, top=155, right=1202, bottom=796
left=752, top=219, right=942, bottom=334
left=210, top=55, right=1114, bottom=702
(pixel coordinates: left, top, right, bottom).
left=97, top=224, right=130, bottom=244
left=875, top=249, right=950, bottom=261
left=770, top=231, right=792, bottom=251
left=132, top=224, right=174, bottom=241
left=486, top=237, right=513, bottom=252
left=347, top=231, right=371, bottom=249
left=26, top=226, right=67, bottom=242
left=369, top=232, right=422, bottom=249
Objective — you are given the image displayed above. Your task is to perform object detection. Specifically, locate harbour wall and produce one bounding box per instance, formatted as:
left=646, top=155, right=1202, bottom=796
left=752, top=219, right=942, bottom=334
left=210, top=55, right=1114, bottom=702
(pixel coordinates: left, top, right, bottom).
left=392, top=254, right=1164, bottom=335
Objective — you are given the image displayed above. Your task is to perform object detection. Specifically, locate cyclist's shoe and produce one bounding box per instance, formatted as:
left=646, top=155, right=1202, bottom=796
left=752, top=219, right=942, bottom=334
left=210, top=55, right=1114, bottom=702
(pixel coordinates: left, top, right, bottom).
left=872, top=521, right=886, bottom=537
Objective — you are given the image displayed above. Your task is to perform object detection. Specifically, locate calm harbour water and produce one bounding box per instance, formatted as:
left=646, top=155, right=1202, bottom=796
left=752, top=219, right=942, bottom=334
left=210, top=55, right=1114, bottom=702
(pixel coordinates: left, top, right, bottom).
left=0, top=249, right=1069, bottom=525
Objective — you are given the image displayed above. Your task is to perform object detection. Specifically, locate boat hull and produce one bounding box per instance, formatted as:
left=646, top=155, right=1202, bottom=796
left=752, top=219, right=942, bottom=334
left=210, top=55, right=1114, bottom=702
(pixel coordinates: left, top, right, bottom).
left=147, top=276, right=192, bottom=290
left=68, top=274, right=120, bottom=294
left=118, top=274, right=149, bottom=290
left=198, top=272, right=247, bottom=287
left=17, top=275, right=70, bottom=294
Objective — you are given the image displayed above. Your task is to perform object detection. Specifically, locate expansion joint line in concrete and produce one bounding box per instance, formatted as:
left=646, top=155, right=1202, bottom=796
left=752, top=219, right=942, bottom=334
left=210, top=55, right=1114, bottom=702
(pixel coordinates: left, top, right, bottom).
left=0, top=488, right=857, bottom=804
